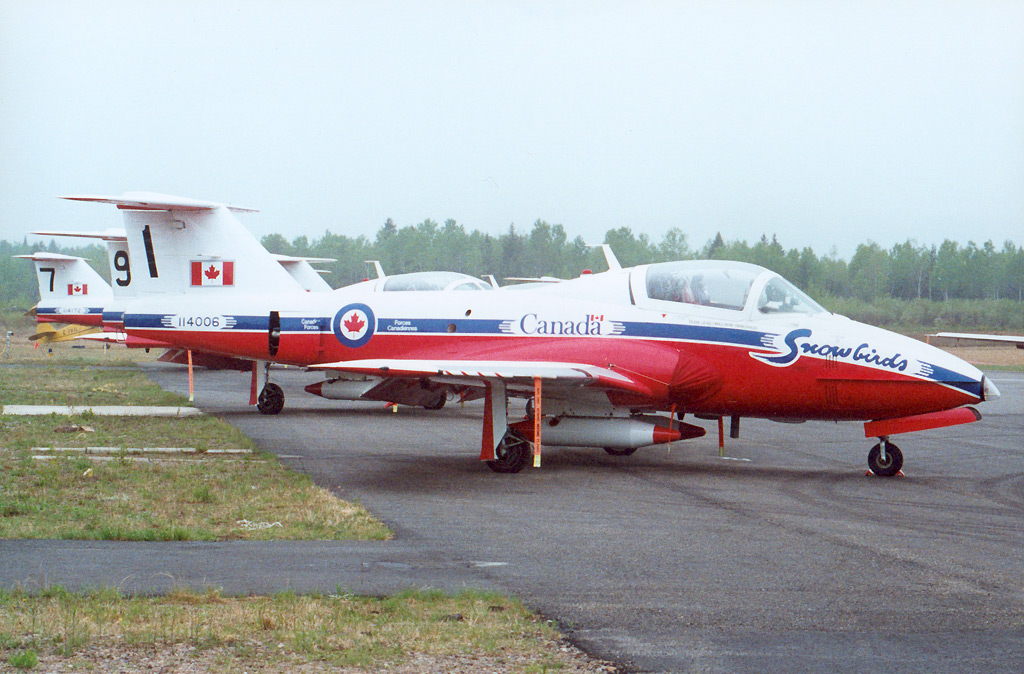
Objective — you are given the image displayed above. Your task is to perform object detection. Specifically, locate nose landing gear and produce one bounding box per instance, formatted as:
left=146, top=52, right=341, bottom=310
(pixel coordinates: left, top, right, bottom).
left=867, top=437, right=903, bottom=477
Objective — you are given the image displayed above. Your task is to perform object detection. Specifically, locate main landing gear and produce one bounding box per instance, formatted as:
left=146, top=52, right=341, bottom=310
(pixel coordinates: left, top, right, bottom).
left=486, top=429, right=531, bottom=474
left=867, top=437, right=903, bottom=477
left=257, top=382, right=285, bottom=415
left=252, top=360, right=284, bottom=415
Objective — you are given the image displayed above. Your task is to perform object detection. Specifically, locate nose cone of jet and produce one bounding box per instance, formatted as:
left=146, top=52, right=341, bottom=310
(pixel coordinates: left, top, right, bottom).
left=983, top=376, right=1001, bottom=402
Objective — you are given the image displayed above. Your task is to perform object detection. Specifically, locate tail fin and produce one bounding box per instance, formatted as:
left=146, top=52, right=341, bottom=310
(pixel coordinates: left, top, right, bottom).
left=61, top=192, right=303, bottom=296
left=32, top=229, right=135, bottom=299
left=14, top=253, right=113, bottom=325
left=34, top=228, right=332, bottom=294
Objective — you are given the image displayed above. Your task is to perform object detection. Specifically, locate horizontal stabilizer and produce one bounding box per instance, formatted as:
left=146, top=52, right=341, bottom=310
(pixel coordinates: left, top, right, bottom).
left=272, top=254, right=337, bottom=264
left=14, top=252, right=87, bottom=262
left=31, top=229, right=127, bottom=242
left=61, top=192, right=257, bottom=213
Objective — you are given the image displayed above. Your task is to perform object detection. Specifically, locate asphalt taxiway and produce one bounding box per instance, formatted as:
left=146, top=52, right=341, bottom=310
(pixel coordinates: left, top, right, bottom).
left=4, top=365, right=1022, bottom=673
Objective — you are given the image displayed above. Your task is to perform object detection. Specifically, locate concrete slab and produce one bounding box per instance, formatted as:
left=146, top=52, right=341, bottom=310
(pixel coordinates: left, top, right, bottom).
left=29, top=447, right=251, bottom=454
left=2, top=405, right=202, bottom=417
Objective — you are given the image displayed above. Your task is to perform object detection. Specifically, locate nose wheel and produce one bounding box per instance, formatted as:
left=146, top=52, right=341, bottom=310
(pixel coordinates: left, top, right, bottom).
left=867, top=439, right=903, bottom=477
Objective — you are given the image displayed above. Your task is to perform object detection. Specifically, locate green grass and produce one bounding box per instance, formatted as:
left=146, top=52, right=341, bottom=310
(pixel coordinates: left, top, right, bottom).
left=1, top=413, right=254, bottom=452
left=0, top=358, right=390, bottom=541
left=0, top=587, right=595, bottom=672
left=0, top=364, right=184, bottom=406
left=0, top=446, right=389, bottom=541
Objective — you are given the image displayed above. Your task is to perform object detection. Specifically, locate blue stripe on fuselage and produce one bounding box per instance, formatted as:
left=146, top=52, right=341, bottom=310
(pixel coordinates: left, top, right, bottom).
left=919, top=361, right=984, bottom=398
left=37, top=306, right=104, bottom=316
left=616, top=321, right=772, bottom=347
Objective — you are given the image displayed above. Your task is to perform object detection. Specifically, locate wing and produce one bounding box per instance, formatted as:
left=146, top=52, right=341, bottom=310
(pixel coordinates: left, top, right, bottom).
left=310, top=358, right=658, bottom=398
left=929, top=332, right=1024, bottom=349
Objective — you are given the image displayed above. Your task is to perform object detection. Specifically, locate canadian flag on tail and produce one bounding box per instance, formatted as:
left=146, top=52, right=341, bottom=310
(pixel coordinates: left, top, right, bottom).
left=191, top=261, right=234, bottom=287
left=67, top=283, right=88, bottom=296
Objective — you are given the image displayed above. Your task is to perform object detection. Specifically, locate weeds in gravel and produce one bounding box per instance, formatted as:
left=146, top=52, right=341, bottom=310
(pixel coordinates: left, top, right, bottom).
left=0, top=587, right=596, bottom=672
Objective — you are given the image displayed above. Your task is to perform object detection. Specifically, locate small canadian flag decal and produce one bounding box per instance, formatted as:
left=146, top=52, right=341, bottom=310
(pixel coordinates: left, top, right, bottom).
left=67, top=283, right=88, bottom=296
left=191, top=261, right=234, bottom=286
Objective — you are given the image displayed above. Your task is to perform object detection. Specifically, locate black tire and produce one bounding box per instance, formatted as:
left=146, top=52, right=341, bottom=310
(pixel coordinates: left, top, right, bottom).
left=486, top=430, right=531, bottom=473
left=257, top=383, right=285, bottom=415
left=524, top=397, right=535, bottom=419
left=867, top=442, right=903, bottom=477
left=603, top=446, right=638, bottom=456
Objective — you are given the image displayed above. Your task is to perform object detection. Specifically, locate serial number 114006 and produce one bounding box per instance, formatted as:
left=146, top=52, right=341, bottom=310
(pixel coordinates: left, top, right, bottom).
left=161, top=314, right=237, bottom=330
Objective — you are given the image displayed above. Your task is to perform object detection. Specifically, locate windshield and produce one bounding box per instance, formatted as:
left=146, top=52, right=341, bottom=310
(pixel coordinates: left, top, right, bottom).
left=382, top=272, right=491, bottom=292
left=646, top=262, right=759, bottom=311
left=756, top=277, right=827, bottom=315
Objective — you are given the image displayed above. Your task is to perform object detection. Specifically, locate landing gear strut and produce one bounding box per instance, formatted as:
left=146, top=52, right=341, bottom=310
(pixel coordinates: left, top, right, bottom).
left=867, top=438, right=903, bottom=477
left=486, top=429, right=531, bottom=474
left=257, top=382, right=285, bottom=415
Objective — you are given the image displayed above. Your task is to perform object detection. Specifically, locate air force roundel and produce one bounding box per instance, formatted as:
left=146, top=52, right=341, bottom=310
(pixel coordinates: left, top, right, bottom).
left=333, top=303, right=375, bottom=348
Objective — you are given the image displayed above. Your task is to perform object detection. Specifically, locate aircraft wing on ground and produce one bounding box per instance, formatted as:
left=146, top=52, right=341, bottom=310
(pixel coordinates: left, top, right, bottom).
left=27, top=323, right=102, bottom=344
left=928, top=332, right=1024, bottom=349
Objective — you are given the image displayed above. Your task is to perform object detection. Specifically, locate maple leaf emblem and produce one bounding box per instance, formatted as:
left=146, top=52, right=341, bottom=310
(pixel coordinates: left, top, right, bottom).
left=73, top=286, right=82, bottom=293
left=343, top=311, right=366, bottom=334
left=204, top=265, right=221, bottom=280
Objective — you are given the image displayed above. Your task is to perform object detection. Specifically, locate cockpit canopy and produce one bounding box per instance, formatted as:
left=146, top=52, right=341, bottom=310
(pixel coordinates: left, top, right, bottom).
left=381, top=271, right=491, bottom=292
left=641, top=260, right=826, bottom=316
left=755, top=276, right=826, bottom=315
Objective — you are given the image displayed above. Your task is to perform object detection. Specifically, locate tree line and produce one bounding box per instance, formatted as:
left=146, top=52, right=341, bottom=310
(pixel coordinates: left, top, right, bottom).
left=3, top=221, right=1023, bottom=330
left=263, top=220, right=1024, bottom=305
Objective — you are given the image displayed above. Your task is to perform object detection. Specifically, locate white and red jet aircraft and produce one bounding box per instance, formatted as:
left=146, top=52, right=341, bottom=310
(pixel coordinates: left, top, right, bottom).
left=63, top=192, right=1000, bottom=476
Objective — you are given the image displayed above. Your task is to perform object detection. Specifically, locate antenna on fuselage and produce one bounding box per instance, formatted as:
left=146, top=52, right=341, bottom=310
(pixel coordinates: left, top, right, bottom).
left=588, top=243, right=621, bottom=272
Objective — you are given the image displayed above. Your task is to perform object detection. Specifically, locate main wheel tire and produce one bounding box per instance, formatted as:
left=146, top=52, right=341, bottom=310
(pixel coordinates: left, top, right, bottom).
left=867, top=442, right=903, bottom=477
left=257, top=382, right=285, bottom=415
left=603, top=446, right=638, bottom=456
left=524, top=398, right=535, bottom=419
left=486, top=430, right=531, bottom=473
left=422, top=394, right=446, bottom=410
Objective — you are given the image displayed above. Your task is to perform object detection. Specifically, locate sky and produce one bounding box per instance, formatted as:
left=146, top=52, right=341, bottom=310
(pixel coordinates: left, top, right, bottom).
left=2, top=0, right=1022, bottom=259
